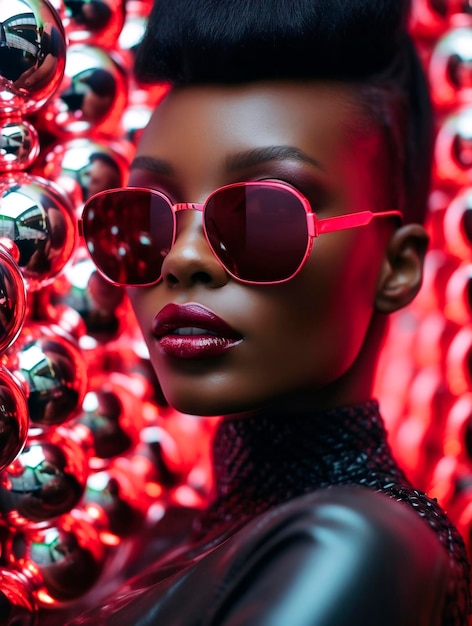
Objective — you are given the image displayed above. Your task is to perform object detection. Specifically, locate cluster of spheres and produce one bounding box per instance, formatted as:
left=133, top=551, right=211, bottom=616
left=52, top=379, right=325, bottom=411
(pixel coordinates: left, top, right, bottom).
left=375, top=0, right=472, bottom=563
left=0, top=1, right=215, bottom=623
left=0, top=0, right=472, bottom=624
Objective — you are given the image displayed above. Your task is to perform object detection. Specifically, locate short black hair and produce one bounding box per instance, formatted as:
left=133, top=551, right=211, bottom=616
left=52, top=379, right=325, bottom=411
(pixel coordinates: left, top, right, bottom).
left=135, top=0, right=433, bottom=224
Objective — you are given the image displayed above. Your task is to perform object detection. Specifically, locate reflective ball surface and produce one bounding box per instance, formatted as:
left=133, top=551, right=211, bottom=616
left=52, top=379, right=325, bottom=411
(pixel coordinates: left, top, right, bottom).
left=45, top=44, right=128, bottom=136
left=0, top=244, right=26, bottom=355
left=7, top=323, right=88, bottom=428
left=36, top=137, right=130, bottom=209
left=0, top=426, right=89, bottom=527
left=72, top=378, right=143, bottom=463
left=0, top=0, right=67, bottom=116
left=7, top=508, right=105, bottom=605
left=0, top=566, right=38, bottom=625
left=0, top=174, right=77, bottom=290
left=435, top=106, right=472, bottom=185
left=0, top=366, right=29, bottom=473
left=0, top=118, right=40, bottom=172
left=430, top=28, right=472, bottom=108
left=51, top=251, right=127, bottom=342
left=443, top=186, right=472, bottom=260
left=64, top=0, right=125, bottom=48
left=83, top=464, right=145, bottom=537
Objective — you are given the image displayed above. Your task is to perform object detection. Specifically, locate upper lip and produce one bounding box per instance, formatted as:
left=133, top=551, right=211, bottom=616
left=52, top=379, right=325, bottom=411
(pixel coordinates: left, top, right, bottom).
left=152, top=303, right=242, bottom=339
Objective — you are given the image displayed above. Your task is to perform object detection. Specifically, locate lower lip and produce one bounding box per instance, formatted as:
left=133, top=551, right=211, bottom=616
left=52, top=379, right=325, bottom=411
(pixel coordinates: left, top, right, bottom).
left=158, top=335, right=242, bottom=359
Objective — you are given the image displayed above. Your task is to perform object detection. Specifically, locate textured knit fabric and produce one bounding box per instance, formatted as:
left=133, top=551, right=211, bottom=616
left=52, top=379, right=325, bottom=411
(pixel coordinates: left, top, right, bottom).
left=193, top=400, right=471, bottom=626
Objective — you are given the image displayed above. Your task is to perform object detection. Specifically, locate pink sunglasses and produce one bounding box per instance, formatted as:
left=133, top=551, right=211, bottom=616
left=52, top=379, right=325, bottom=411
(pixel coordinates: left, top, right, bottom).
left=79, top=180, right=402, bottom=286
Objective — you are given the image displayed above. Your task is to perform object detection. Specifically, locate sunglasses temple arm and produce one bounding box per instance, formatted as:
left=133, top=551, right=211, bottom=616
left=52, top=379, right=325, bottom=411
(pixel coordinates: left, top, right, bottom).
left=314, top=210, right=402, bottom=236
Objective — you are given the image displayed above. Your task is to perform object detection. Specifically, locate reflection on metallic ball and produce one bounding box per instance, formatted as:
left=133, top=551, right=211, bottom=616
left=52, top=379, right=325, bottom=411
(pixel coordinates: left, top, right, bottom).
left=0, top=566, right=38, bottom=625
left=430, top=28, right=472, bottom=108
left=119, top=0, right=149, bottom=54
left=36, top=137, right=130, bottom=209
left=64, top=0, right=125, bottom=48
left=45, top=44, right=128, bottom=136
left=0, top=245, right=26, bottom=355
left=7, top=508, right=105, bottom=605
left=0, top=366, right=29, bottom=473
left=435, top=106, right=472, bottom=185
left=432, top=0, right=472, bottom=19
left=0, top=173, right=77, bottom=290
left=52, top=250, right=127, bottom=342
left=0, top=118, right=40, bottom=172
left=0, top=426, right=89, bottom=527
left=7, top=323, right=88, bottom=428
left=443, top=187, right=472, bottom=260
left=72, top=378, right=143, bottom=463
left=83, top=464, right=145, bottom=536
left=0, top=0, right=66, bottom=116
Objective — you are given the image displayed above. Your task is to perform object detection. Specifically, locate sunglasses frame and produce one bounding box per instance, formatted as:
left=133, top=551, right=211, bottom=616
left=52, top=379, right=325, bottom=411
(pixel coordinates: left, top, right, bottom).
left=79, top=180, right=402, bottom=287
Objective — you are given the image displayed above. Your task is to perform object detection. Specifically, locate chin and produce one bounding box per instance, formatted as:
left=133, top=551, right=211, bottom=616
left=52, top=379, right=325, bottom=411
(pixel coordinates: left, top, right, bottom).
left=162, top=388, right=248, bottom=417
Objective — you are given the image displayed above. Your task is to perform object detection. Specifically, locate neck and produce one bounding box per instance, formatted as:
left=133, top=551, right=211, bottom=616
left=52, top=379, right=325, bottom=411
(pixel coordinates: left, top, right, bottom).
left=192, top=397, right=407, bottom=540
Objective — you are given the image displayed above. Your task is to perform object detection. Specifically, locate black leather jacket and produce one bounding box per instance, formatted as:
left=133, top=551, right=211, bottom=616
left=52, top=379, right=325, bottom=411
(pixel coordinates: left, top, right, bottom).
left=50, top=401, right=470, bottom=625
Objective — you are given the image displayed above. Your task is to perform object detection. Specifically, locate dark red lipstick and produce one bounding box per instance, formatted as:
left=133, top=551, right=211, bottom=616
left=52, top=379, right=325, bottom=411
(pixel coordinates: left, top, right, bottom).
left=152, top=303, right=243, bottom=359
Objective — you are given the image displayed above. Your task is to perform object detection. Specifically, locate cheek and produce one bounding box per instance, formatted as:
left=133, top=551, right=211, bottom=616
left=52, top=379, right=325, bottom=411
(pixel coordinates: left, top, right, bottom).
left=268, top=232, right=382, bottom=380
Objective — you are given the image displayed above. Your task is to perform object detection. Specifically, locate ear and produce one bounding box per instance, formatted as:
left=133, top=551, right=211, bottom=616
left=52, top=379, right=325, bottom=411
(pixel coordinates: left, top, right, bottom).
left=375, top=224, right=429, bottom=314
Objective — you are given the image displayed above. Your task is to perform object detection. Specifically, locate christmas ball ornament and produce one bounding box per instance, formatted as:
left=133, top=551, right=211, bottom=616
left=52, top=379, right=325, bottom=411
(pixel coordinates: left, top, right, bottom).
left=0, top=174, right=77, bottom=290
left=0, top=426, right=89, bottom=528
left=6, top=323, right=88, bottom=428
left=0, top=366, right=29, bottom=473
left=0, top=0, right=67, bottom=117
left=6, top=508, right=105, bottom=605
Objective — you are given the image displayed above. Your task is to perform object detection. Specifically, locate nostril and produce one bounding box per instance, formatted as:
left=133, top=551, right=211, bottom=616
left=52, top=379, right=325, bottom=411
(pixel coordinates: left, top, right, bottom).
left=193, top=271, right=212, bottom=284
left=165, top=270, right=213, bottom=286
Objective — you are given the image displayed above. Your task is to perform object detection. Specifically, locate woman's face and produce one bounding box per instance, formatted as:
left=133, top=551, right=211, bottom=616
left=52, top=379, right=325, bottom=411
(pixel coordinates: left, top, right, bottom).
left=127, top=81, right=393, bottom=416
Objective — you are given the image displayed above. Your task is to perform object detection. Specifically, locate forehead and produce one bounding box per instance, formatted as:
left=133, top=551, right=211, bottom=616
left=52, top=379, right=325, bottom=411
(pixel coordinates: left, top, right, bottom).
left=134, top=81, right=380, bottom=198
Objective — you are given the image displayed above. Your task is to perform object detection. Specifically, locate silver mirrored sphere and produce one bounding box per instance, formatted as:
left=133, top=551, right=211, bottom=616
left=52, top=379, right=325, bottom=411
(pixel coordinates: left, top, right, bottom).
left=0, top=366, right=29, bottom=473
left=0, top=118, right=40, bottom=172
left=0, top=0, right=67, bottom=116
left=0, top=426, right=88, bottom=527
left=0, top=174, right=77, bottom=290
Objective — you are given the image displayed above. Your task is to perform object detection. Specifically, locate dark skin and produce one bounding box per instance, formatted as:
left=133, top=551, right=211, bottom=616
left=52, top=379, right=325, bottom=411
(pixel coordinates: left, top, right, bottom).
left=127, top=80, right=429, bottom=418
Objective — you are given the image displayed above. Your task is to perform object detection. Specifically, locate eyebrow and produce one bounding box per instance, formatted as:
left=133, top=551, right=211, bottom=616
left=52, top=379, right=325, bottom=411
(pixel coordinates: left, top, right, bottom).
left=130, top=146, right=323, bottom=176
left=226, top=146, right=323, bottom=172
left=130, top=155, right=174, bottom=175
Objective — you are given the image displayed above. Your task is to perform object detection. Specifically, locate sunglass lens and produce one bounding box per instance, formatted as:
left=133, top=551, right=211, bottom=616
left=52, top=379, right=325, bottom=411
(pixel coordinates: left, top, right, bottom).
left=82, top=189, right=174, bottom=286
left=204, top=184, right=309, bottom=282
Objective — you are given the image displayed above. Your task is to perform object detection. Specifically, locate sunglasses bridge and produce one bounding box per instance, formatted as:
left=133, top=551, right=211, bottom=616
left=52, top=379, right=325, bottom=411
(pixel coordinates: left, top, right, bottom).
left=173, top=202, right=205, bottom=213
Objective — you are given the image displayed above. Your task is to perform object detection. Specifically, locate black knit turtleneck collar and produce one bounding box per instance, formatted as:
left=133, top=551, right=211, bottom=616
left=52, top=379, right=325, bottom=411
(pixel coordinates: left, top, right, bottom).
left=193, top=400, right=409, bottom=538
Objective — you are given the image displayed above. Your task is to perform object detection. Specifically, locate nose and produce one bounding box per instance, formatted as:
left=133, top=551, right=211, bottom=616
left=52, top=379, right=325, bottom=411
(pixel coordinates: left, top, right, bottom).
left=160, top=209, right=229, bottom=288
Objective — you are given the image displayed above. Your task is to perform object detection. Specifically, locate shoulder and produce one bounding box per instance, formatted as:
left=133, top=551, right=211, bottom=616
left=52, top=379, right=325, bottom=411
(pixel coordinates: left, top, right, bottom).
left=202, top=485, right=449, bottom=626
left=64, top=486, right=452, bottom=626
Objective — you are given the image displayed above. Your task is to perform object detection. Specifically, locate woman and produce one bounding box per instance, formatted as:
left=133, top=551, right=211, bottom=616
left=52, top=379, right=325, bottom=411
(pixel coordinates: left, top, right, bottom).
left=75, top=0, right=471, bottom=623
